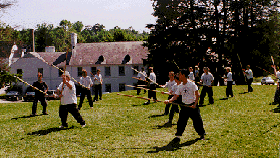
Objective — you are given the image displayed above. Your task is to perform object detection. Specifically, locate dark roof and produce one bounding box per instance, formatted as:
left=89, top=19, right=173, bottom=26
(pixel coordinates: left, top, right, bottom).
left=70, top=41, right=149, bottom=66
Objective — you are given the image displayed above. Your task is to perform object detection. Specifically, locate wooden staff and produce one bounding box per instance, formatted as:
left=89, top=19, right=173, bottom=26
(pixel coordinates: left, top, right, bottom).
left=131, top=67, right=160, bottom=86
left=117, top=93, right=191, bottom=107
left=29, top=52, right=88, bottom=89
left=132, top=77, right=149, bottom=83
left=14, top=76, right=47, bottom=95
left=126, top=85, right=170, bottom=95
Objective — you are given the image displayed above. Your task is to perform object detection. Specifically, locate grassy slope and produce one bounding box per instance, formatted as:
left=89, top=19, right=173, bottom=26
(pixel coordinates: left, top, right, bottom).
left=0, top=85, right=279, bottom=157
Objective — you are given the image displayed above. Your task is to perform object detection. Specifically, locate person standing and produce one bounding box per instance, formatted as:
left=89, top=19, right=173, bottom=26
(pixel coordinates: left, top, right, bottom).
left=225, top=67, right=234, bottom=98
left=188, top=67, right=195, bottom=81
left=78, top=69, right=94, bottom=110
left=56, top=71, right=86, bottom=128
left=31, top=72, right=48, bottom=116
left=136, top=67, right=147, bottom=95
left=243, top=65, right=253, bottom=92
left=199, top=67, right=214, bottom=105
left=161, top=71, right=177, bottom=115
left=94, top=69, right=103, bottom=101
left=164, top=69, right=206, bottom=146
left=272, top=65, right=280, bottom=105
left=165, top=74, right=181, bottom=124
left=144, top=67, right=157, bottom=105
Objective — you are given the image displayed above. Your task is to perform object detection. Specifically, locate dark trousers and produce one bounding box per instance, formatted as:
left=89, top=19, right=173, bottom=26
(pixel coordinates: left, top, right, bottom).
left=59, top=104, right=86, bottom=127
left=148, top=84, right=157, bottom=100
left=94, top=84, right=102, bottom=101
left=247, top=78, right=253, bottom=92
left=32, top=97, right=47, bottom=114
left=175, top=103, right=205, bottom=136
left=137, top=80, right=146, bottom=95
left=226, top=81, right=234, bottom=97
left=199, top=86, right=214, bottom=105
left=165, top=95, right=173, bottom=114
left=78, top=88, right=93, bottom=109
left=165, top=95, right=179, bottom=115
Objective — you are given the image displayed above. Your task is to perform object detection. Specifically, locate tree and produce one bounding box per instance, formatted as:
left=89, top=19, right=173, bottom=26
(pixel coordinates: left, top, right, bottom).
left=145, top=0, right=279, bottom=84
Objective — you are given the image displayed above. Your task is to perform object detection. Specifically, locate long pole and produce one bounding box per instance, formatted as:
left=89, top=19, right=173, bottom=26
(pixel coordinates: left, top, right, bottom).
left=126, top=85, right=169, bottom=94
left=14, top=76, right=47, bottom=95
left=131, top=67, right=160, bottom=86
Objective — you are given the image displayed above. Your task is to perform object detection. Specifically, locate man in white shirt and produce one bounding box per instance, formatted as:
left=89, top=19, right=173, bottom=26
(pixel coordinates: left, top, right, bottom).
left=243, top=65, right=253, bottom=92
left=56, top=71, right=86, bottom=128
left=144, top=67, right=157, bottom=105
left=161, top=71, right=177, bottom=115
left=136, top=67, right=147, bottom=95
left=199, top=67, right=214, bottom=105
left=224, top=67, right=234, bottom=98
left=78, top=69, right=93, bottom=110
left=164, top=69, right=206, bottom=146
left=272, top=65, right=280, bottom=105
left=188, top=67, right=195, bottom=81
left=94, top=69, right=103, bottom=101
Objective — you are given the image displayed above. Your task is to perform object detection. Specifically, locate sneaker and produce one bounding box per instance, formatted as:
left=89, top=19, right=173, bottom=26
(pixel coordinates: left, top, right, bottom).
left=199, top=134, right=206, bottom=140
left=144, top=101, right=150, bottom=105
left=90, top=107, right=93, bottom=109
left=59, top=125, right=68, bottom=129
left=81, top=124, right=86, bottom=128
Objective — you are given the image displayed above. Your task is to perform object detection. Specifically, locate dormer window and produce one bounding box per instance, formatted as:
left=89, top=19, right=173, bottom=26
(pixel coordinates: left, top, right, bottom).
left=121, top=54, right=131, bottom=64
left=96, top=55, right=105, bottom=64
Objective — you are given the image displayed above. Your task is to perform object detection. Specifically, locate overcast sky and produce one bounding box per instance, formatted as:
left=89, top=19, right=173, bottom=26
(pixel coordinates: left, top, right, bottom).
left=0, top=0, right=157, bottom=32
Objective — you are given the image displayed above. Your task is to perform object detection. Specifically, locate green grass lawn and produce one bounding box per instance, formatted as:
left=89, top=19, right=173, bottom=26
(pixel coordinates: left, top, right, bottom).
left=0, top=85, right=279, bottom=157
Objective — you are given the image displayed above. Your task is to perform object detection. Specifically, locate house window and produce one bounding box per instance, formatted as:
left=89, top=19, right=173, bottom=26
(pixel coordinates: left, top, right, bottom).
left=133, top=66, right=138, bottom=75
left=58, top=67, right=64, bottom=77
left=17, top=69, right=22, bottom=78
left=38, top=68, right=43, bottom=77
left=77, top=67, right=83, bottom=77
left=91, top=67, right=97, bottom=76
left=105, top=67, right=111, bottom=76
left=105, top=84, right=111, bottom=93
left=119, top=66, right=125, bottom=76
left=119, top=83, right=126, bottom=92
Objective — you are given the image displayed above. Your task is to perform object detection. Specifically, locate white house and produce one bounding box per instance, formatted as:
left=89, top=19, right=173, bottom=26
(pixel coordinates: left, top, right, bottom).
left=9, top=35, right=149, bottom=94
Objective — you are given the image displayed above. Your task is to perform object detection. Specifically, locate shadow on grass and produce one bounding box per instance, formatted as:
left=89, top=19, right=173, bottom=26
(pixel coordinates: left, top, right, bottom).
left=147, top=138, right=199, bottom=153
left=154, top=122, right=177, bottom=129
left=27, top=126, right=75, bottom=136
left=148, top=114, right=165, bottom=118
left=219, top=97, right=228, bottom=100
left=270, top=107, right=280, bottom=113
left=239, top=92, right=249, bottom=94
left=197, top=104, right=206, bottom=107
left=11, top=114, right=45, bottom=120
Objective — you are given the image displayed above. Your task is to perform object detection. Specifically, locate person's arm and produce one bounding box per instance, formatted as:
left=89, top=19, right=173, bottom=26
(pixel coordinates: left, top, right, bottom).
left=164, top=94, right=179, bottom=104
left=63, top=76, right=72, bottom=90
left=190, top=90, right=199, bottom=109
left=44, top=82, right=49, bottom=93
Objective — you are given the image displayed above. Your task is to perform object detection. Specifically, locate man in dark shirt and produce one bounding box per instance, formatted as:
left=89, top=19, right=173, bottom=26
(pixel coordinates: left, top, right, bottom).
left=31, top=72, right=49, bottom=116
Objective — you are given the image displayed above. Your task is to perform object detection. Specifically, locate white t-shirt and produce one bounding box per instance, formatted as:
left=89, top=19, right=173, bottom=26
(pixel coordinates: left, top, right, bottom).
left=94, top=74, right=102, bottom=85
left=80, top=76, right=93, bottom=89
left=171, top=82, right=179, bottom=95
left=227, top=72, right=233, bottom=82
left=164, top=80, right=176, bottom=92
left=58, top=81, right=77, bottom=105
left=277, top=71, right=280, bottom=82
left=201, top=73, right=214, bottom=86
left=175, top=80, right=198, bottom=104
left=137, top=71, right=147, bottom=81
left=245, top=69, right=253, bottom=79
left=149, top=72, right=156, bottom=85
left=188, top=72, right=195, bottom=81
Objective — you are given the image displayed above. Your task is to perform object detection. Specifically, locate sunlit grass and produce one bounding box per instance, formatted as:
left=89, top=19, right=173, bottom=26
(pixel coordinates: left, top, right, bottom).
left=0, top=85, right=279, bottom=157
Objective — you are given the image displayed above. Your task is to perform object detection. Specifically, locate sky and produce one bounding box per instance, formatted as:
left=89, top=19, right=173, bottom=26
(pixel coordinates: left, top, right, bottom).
left=0, top=0, right=157, bottom=32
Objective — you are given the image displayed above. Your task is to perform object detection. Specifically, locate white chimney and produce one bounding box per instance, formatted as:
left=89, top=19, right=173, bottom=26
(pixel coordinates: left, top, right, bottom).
left=71, top=33, right=77, bottom=50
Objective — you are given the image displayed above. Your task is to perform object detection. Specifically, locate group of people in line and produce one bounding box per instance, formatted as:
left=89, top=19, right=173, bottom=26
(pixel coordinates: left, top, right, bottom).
left=30, top=69, right=103, bottom=128
left=28, top=63, right=257, bottom=146
left=135, top=65, right=255, bottom=145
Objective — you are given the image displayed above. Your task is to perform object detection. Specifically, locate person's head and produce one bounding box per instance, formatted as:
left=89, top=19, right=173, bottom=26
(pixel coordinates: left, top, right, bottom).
left=188, top=67, right=193, bottom=72
left=195, top=65, right=199, bottom=70
left=246, top=65, right=250, bottom=70
left=179, top=69, right=188, bottom=81
left=174, top=73, right=180, bottom=83
left=149, top=67, right=153, bottom=72
left=37, top=72, right=42, bottom=81
left=169, top=71, right=175, bottom=80
left=97, top=69, right=101, bottom=74
left=226, top=67, right=231, bottom=72
left=82, top=69, right=87, bottom=77
left=62, top=71, right=71, bottom=81
left=203, top=67, right=209, bottom=73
